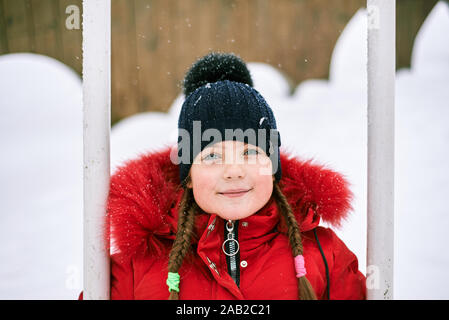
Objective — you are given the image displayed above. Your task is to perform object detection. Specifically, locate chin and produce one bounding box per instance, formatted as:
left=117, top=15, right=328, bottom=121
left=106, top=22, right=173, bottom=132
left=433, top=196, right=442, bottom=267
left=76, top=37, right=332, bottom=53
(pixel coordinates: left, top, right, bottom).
left=215, top=210, right=253, bottom=221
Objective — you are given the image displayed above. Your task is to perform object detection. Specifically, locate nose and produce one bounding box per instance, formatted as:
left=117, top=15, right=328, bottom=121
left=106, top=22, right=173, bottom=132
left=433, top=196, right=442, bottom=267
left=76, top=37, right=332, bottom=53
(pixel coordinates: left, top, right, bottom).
left=223, top=163, right=246, bottom=180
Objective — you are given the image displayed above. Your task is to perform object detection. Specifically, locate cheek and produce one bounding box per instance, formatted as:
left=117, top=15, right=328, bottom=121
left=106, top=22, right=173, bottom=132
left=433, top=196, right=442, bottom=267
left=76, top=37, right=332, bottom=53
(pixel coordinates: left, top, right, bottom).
left=190, top=167, right=218, bottom=210
left=248, top=160, right=273, bottom=186
left=191, top=164, right=212, bottom=187
left=251, top=170, right=274, bottom=201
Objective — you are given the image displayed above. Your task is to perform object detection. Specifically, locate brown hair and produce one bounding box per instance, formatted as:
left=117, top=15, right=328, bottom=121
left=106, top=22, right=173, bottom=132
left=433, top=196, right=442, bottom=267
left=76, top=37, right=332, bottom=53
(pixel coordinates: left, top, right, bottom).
left=167, top=179, right=317, bottom=300
left=167, top=185, right=198, bottom=300
left=272, top=183, right=317, bottom=300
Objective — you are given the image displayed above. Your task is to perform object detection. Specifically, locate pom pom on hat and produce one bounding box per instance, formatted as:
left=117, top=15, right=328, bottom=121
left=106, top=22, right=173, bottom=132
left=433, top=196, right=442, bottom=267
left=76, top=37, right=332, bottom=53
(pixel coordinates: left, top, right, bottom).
left=183, top=52, right=253, bottom=96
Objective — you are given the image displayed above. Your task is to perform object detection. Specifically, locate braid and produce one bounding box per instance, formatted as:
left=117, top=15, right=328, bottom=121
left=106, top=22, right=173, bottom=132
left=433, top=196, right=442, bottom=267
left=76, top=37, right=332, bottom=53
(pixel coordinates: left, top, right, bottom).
left=273, top=183, right=317, bottom=300
left=167, top=187, right=197, bottom=300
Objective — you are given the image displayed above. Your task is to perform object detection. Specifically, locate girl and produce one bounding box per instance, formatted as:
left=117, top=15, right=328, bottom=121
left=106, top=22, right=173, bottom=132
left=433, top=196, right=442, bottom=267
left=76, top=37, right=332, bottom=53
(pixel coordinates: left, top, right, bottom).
left=81, top=53, right=366, bottom=300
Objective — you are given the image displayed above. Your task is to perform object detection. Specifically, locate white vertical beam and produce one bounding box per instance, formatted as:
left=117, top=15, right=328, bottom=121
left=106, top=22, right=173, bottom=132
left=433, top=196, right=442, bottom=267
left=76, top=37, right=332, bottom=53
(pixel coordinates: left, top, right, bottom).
left=367, top=0, right=395, bottom=300
left=82, top=0, right=111, bottom=300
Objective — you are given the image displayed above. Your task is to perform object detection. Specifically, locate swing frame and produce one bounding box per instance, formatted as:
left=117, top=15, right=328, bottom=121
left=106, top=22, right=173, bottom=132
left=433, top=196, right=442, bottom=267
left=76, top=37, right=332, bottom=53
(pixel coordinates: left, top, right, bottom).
left=82, top=0, right=395, bottom=300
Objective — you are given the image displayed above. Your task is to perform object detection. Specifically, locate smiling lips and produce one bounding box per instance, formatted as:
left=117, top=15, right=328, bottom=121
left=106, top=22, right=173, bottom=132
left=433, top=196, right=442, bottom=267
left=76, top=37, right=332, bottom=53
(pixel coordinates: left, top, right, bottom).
left=219, top=188, right=252, bottom=198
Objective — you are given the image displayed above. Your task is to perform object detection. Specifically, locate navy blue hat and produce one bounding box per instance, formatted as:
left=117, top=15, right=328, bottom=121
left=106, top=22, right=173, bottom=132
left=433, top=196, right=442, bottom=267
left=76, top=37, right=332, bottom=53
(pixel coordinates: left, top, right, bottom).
left=177, top=53, right=282, bottom=186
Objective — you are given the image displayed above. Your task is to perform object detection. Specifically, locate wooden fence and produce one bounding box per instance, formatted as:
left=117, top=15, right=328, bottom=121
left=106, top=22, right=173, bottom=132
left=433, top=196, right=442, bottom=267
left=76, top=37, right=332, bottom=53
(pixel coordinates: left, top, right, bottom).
left=0, top=0, right=438, bottom=125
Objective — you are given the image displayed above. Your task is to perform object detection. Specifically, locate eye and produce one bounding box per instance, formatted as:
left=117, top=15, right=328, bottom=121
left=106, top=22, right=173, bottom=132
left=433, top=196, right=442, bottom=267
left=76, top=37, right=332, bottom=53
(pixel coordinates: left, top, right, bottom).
left=203, top=152, right=221, bottom=161
left=244, top=148, right=259, bottom=156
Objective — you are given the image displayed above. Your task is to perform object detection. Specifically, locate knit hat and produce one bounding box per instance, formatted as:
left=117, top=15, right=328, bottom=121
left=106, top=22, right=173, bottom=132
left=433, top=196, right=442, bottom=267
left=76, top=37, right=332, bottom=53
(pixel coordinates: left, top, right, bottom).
left=177, top=52, right=282, bottom=186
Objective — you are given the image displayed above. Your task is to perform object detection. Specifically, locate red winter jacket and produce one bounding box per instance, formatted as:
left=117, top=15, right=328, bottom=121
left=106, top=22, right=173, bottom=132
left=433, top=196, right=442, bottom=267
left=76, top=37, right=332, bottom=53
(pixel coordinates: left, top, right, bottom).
left=79, top=147, right=366, bottom=300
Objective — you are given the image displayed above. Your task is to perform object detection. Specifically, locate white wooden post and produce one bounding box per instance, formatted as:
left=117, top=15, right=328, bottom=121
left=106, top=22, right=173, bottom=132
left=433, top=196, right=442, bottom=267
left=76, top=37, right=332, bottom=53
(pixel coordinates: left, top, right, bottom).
left=367, top=0, right=395, bottom=300
left=82, top=0, right=111, bottom=300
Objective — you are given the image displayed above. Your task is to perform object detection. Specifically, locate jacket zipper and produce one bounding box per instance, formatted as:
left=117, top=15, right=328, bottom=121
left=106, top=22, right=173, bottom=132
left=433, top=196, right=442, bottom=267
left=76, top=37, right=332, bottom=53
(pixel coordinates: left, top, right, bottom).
left=224, top=220, right=240, bottom=287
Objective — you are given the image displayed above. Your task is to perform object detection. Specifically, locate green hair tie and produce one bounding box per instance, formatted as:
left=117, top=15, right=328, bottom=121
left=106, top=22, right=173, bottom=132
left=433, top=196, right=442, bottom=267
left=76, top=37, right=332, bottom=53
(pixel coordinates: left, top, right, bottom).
left=166, top=272, right=180, bottom=293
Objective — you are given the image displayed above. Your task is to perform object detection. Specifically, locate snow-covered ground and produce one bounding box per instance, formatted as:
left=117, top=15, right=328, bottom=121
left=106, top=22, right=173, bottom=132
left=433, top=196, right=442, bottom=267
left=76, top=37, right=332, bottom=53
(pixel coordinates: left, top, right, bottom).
left=0, top=1, right=448, bottom=299
left=0, top=55, right=83, bottom=299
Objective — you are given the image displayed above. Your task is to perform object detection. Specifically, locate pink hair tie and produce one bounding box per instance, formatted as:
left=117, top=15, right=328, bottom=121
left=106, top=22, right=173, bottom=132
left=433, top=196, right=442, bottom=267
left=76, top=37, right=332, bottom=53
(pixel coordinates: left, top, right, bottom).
left=294, top=255, right=307, bottom=278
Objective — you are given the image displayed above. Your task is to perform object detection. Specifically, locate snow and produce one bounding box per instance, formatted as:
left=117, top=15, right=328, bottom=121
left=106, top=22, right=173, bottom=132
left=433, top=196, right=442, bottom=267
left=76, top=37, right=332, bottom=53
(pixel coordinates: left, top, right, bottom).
left=0, top=54, right=83, bottom=299
left=1, top=1, right=448, bottom=299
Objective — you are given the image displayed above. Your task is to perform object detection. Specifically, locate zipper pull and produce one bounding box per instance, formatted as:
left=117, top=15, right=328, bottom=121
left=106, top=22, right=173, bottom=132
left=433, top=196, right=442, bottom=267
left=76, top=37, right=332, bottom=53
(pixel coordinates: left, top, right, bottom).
left=206, top=217, right=217, bottom=238
left=222, top=220, right=240, bottom=256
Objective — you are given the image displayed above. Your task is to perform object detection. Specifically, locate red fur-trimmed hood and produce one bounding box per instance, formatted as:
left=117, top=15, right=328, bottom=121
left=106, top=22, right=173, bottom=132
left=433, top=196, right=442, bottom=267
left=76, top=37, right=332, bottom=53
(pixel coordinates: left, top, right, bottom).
left=106, top=146, right=354, bottom=260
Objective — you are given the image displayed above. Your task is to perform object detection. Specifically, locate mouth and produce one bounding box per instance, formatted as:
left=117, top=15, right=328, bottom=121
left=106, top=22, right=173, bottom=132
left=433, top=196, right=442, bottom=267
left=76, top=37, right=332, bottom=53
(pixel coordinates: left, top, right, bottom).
left=218, top=188, right=253, bottom=198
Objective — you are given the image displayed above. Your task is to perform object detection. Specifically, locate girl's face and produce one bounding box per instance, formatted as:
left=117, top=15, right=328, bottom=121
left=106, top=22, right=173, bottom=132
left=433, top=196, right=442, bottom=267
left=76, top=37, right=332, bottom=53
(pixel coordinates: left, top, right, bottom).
left=187, top=140, right=274, bottom=221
